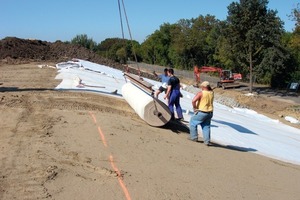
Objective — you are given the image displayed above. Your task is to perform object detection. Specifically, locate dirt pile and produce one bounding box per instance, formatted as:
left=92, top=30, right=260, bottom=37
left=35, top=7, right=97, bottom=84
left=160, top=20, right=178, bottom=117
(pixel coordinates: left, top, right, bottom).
left=0, top=37, right=120, bottom=68
left=0, top=37, right=156, bottom=80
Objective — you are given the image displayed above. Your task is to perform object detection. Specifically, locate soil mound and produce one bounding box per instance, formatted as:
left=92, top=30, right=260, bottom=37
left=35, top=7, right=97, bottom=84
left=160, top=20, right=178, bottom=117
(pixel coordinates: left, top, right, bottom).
left=0, top=37, right=154, bottom=79
left=0, top=37, right=121, bottom=68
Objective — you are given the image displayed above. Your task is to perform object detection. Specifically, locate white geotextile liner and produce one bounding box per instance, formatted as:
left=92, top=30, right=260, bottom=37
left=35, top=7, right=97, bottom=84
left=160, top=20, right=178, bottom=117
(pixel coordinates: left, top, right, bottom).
left=122, top=82, right=171, bottom=127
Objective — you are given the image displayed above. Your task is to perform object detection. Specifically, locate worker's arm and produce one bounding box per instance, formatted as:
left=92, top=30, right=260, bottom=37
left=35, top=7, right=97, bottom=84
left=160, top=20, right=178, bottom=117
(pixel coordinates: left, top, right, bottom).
left=164, top=85, right=171, bottom=99
left=192, top=92, right=202, bottom=111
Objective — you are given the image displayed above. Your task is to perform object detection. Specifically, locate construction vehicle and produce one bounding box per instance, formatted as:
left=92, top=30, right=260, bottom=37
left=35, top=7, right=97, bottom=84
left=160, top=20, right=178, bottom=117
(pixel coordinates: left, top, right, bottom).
left=194, top=66, right=242, bottom=89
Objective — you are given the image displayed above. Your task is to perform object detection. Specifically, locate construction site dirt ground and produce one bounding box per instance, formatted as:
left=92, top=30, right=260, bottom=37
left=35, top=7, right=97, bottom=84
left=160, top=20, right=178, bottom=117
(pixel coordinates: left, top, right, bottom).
left=0, top=62, right=300, bottom=200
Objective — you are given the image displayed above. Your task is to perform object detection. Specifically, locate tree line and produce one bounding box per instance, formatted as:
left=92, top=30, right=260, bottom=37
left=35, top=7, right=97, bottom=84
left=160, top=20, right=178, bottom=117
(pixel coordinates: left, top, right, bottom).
left=69, top=0, right=300, bottom=89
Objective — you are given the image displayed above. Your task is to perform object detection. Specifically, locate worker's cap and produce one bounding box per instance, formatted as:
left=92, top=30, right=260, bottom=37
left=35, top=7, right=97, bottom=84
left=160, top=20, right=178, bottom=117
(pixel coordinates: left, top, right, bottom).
left=200, top=81, right=210, bottom=87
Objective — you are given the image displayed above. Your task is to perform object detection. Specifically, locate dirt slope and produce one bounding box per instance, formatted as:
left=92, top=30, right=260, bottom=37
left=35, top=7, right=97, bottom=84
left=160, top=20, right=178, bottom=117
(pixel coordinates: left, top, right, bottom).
left=0, top=37, right=300, bottom=199
left=1, top=62, right=300, bottom=200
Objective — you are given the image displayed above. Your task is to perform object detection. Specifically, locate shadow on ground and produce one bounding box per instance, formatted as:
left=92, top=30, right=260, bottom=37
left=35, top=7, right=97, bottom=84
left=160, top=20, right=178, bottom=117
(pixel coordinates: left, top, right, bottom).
left=0, top=87, right=54, bottom=92
left=162, top=120, right=190, bottom=134
left=210, top=142, right=257, bottom=152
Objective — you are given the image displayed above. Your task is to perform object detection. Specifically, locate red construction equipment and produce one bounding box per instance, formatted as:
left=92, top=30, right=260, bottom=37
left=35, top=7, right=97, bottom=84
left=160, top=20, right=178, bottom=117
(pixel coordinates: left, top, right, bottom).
left=194, top=66, right=242, bottom=89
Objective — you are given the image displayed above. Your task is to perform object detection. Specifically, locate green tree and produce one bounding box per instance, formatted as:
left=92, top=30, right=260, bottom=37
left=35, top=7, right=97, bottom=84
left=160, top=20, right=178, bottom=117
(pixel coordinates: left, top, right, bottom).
left=290, top=3, right=300, bottom=27
left=125, top=40, right=142, bottom=63
left=168, top=19, right=191, bottom=69
left=71, top=34, right=97, bottom=51
left=288, top=3, right=300, bottom=82
left=141, top=23, right=175, bottom=66
left=97, top=38, right=123, bottom=61
left=226, top=0, right=285, bottom=91
left=141, top=16, right=221, bottom=70
left=213, top=21, right=237, bottom=70
left=188, top=15, right=220, bottom=67
left=140, top=35, right=156, bottom=64
left=97, top=38, right=141, bottom=63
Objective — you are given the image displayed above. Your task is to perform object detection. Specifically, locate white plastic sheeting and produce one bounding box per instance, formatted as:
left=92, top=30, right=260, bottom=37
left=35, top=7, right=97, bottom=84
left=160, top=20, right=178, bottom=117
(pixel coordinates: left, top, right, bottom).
left=54, top=59, right=300, bottom=165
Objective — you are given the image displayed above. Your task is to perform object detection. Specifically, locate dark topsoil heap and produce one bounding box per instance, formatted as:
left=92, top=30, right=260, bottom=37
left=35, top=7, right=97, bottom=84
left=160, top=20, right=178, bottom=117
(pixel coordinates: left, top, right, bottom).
left=0, top=37, right=153, bottom=78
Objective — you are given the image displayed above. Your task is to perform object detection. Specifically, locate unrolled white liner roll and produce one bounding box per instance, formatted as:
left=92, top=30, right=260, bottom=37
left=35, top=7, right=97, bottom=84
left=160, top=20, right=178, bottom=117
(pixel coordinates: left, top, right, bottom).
left=122, top=82, right=171, bottom=127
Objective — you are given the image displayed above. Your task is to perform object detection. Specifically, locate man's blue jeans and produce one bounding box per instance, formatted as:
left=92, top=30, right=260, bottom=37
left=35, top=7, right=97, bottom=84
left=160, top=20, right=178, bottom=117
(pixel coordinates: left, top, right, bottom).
left=189, top=111, right=213, bottom=144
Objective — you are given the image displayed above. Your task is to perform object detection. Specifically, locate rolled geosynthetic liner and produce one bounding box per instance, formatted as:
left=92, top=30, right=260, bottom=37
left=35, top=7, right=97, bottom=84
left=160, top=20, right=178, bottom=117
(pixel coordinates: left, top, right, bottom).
left=122, top=82, right=171, bottom=127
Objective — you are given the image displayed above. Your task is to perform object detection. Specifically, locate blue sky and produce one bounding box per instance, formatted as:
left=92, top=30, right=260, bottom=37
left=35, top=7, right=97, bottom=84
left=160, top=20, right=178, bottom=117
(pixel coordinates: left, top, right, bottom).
left=1, top=0, right=298, bottom=43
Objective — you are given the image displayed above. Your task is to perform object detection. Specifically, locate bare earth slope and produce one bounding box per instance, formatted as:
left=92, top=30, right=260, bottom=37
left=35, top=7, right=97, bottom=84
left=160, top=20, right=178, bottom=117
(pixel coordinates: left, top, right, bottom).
left=1, top=37, right=300, bottom=199
left=1, top=63, right=300, bottom=200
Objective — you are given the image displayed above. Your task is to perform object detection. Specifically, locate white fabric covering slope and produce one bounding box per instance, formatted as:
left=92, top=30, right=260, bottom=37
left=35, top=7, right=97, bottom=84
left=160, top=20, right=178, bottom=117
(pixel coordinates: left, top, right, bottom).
left=55, top=59, right=300, bottom=165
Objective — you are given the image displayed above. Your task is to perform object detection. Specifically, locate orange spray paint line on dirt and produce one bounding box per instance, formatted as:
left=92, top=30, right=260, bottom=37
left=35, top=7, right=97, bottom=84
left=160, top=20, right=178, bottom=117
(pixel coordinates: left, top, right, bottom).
left=97, top=126, right=108, bottom=147
left=89, top=112, right=97, bottom=124
left=109, top=155, right=132, bottom=200
left=89, top=113, right=130, bottom=199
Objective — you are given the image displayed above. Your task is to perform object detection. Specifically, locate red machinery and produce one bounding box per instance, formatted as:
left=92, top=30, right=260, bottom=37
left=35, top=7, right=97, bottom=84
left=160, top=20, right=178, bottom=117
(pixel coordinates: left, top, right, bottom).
left=194, top=66, right=242, bottom=89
